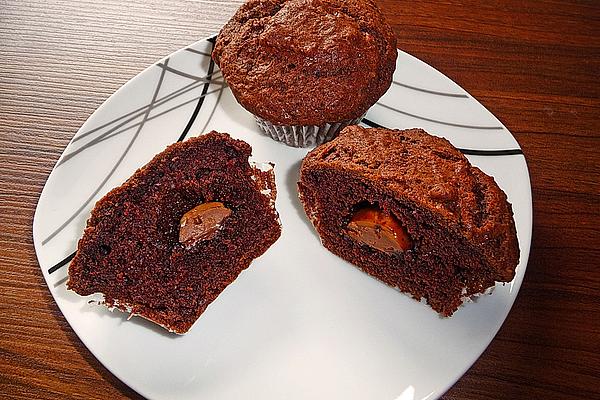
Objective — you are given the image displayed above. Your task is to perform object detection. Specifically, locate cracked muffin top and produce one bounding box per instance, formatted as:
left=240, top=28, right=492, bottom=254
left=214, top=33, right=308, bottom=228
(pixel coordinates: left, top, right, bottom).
left=212, top=0, right=397, bottom=126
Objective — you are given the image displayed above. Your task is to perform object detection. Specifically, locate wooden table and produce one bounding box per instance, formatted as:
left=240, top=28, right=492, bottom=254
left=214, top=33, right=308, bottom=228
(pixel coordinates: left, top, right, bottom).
left=1, top=0, right=598, bottom=398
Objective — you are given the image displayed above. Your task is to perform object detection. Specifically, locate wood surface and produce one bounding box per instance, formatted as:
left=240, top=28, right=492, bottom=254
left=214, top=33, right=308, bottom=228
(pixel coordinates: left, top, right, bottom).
left=1, top=0, right=598, bottom=398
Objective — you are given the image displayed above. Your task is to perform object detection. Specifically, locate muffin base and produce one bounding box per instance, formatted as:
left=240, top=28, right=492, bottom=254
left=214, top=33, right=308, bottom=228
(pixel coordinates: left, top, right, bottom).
left=255, top=115, right=365, bottom=148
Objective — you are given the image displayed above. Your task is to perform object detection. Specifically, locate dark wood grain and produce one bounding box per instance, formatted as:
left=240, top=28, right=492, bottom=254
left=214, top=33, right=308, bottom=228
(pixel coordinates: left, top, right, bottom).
left=1, top=0, right=598, bottom=399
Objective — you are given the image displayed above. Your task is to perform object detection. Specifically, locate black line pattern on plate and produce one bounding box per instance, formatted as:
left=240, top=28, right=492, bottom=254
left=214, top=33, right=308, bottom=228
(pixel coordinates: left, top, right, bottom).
left=47, top=40, right=220, bottom=272
left=53, top=276, right=69, bottom=288
left=392, top=81, right=468, bottom=98
left=177, top=38, right=216, bottom=142
left=48, top=251, right=76, bottom=274
left=361, top=118, right=384, bottom=128
left=460, top=148, right=523, bottom=156
left=156, top=62, right=215, bottom=82
left=197, top=84, right=226, bottom=136
left=42, top=58, right=170, bottom=246
left=184, top=47, right=212, bottom=57
left=375, top=102, right=505, bottom=130
left=361, top=118, right=523, bottom=156
left=58, top=84, right=225, bottom=166
left=70, top=70, right=221, bottom=146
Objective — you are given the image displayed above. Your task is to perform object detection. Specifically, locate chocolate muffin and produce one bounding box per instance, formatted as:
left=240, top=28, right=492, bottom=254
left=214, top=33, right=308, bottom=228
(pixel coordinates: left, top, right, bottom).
left=298, top=126, right=519, bottom=316
left=212, top=0, right=397, bottom=147
left=68, top=132, right=281, bottom=334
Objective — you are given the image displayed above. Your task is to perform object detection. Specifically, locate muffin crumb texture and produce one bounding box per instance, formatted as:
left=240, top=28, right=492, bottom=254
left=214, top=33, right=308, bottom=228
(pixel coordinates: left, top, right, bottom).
left=67, top=132, right=281, bottom=334
left=298, top=126, right=520, bottom=316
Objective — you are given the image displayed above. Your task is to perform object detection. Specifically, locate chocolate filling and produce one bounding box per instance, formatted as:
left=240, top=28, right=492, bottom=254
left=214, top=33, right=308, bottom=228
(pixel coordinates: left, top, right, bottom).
left=179, top=202, right=232, bottom=246
left=346, top=204, right=411, bottom=253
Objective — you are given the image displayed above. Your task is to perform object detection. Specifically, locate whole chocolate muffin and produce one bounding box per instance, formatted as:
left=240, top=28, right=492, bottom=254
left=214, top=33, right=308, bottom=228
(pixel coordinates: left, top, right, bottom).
left=298, top=126, right=520, bottom=316
left=68, top=132, right=281, bottom=334
left=212, top=0, right=397, bottom=147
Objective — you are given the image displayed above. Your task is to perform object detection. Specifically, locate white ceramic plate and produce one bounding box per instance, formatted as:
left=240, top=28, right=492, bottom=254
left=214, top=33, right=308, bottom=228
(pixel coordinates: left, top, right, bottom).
left=34, top=36, right=532, bottom=400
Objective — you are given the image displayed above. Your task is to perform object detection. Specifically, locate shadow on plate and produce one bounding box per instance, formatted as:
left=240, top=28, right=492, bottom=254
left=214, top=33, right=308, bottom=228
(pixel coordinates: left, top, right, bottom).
left=284, top=158, right=319, bottom=238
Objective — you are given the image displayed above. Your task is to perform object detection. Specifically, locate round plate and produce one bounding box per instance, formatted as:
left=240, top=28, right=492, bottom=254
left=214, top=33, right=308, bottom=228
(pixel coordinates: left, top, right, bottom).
left=33, top=36, right=532, bottom=400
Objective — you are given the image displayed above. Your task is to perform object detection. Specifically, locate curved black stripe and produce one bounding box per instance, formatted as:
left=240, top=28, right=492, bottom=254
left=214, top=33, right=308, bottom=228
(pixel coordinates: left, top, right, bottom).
left=459, top=148, right=523, bottom=156
left=60, top=85, right=226, bottom=166
left=184, top=48, right=211, bottom=56
left=72, top=75, right=214, bottom=145
left=177, top=41, right=216, bottom=142
left=197, top=84, right=226, bottom=136
left=361, top=118, right=523, bottom=156
left=362, top=118, right=383, bottom=128
left=48, top=251, right=76, bottom=274
left=376, top=102, right=504, bottom=130
left=74, top=41, right=218, bottom=144
left=156, top=62, right=220, bottom=82
left=392, top=81, right=468, bottom=98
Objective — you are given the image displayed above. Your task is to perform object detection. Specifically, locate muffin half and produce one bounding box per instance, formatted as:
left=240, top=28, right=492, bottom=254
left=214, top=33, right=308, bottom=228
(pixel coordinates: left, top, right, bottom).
left=298, top=126, right=519, bottom=315
left=68, top=132, right=281, bottom=334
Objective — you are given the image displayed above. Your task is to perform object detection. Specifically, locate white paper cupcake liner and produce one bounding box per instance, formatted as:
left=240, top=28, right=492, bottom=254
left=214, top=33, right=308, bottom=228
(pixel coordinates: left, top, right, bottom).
left=254, top=115, right=365, bottom=147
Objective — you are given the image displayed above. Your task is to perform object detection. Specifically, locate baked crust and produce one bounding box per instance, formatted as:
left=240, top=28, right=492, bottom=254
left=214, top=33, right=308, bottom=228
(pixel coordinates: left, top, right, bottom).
left=213, top=0, right=397, bottom=125
left=299, top=126, right=520, bottom=315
